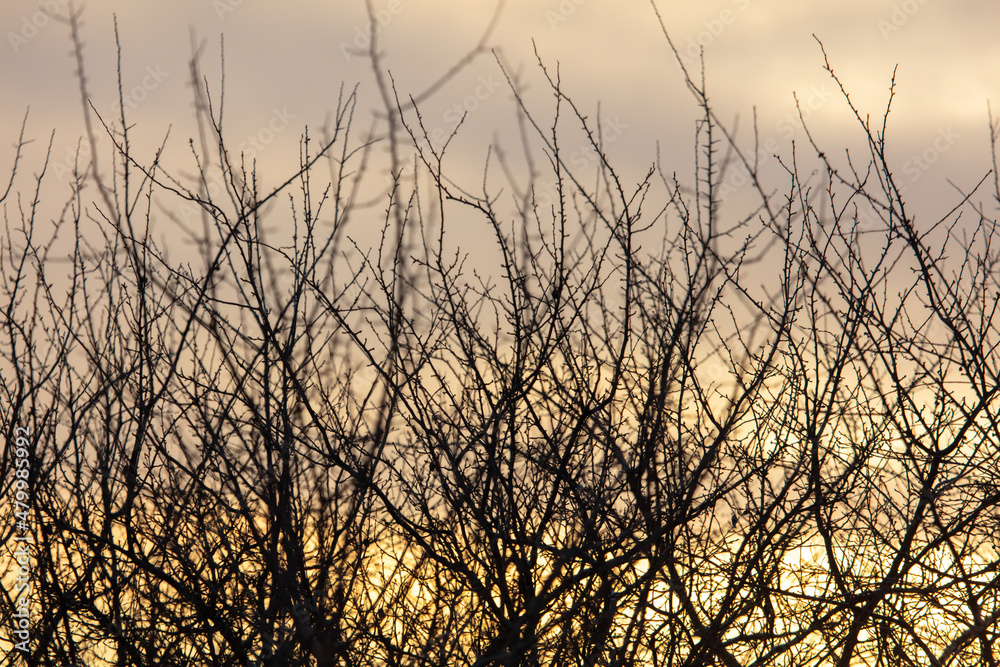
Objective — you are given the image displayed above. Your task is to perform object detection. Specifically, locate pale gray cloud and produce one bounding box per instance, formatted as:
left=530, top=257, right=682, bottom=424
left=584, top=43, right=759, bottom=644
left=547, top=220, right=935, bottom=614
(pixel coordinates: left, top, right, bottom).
left=1, top=0, right=997, bottom=231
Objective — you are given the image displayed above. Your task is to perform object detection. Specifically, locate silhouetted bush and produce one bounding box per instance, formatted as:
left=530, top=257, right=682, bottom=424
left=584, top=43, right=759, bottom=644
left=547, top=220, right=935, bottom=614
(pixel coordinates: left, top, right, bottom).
left=3, top=7, right=1000, bottom=667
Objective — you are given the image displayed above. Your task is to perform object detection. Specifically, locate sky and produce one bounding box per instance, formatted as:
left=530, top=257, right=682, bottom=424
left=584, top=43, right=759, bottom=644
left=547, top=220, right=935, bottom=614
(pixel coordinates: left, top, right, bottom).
left=2, top=0, right=999, bottom=254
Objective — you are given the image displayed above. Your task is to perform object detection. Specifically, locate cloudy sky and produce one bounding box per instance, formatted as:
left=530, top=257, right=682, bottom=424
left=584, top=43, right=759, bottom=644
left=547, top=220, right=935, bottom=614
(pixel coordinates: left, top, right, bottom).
left=2, top=0, right=999, bottom=241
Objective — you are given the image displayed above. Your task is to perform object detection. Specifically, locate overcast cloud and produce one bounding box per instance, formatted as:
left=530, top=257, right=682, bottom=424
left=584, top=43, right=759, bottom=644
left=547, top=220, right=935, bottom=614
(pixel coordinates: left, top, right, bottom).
left=2, top=0, right=998, bottom=243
